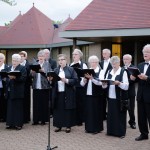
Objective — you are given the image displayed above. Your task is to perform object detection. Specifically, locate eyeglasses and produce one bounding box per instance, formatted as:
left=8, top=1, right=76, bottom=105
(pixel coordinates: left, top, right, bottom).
left=58, top=59, right=66, bottom=61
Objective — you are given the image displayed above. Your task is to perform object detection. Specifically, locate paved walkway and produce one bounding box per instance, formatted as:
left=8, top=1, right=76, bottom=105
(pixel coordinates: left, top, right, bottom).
left=0, top=116, right=149, bottom=150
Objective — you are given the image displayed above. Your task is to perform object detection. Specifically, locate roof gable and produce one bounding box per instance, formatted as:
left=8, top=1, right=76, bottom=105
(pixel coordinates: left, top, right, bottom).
left=0, top=6, right=54, bottom=45
left=66, top=0, right=150, bottom=31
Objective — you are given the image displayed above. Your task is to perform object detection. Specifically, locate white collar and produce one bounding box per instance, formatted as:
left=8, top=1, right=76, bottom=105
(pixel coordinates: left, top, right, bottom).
left=110, top=67, right=121, bottom=76
left=104, top=58, right=110, bottom=63
left=0, top=63, right=5, bottom=71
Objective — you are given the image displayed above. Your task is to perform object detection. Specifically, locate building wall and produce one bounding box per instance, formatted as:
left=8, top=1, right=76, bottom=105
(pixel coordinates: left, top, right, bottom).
left=89, top=43, right=102, bottom=61
left=6, top=48, right=40, bottom=65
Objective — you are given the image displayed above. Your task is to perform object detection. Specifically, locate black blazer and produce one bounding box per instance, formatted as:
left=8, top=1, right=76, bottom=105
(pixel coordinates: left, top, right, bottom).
left=1, top=64, right=9, bottom=95
left=49, top=58, right=57, bottom=70
left=123, top=64, right=136, bottom=97
left=52, top=65, right=78, bottom=109
left=99, top=60, right=112, bottom=78
left=137, top=62, right=150, bottom=103
left=5, top=64, right=27, bottom=99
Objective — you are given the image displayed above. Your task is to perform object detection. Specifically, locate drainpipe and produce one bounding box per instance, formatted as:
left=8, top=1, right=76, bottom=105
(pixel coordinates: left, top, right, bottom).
left=73, top=38, right=77, bottom=50
left=134, top=41, right=137, bottom=66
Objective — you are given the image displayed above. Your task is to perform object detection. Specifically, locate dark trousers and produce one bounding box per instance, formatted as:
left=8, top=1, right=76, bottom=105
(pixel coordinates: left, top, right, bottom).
left=102, top=90, right=107, bottom=120
left=137, top=101, right=150, bottom=136
left=0, top=88, right=7, bottom=121
left=128, top=96, right=136, bottom=125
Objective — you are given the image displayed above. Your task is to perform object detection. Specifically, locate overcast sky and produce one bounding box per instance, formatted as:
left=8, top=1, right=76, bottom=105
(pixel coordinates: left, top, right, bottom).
left=0, top=0, right=92, bottom=26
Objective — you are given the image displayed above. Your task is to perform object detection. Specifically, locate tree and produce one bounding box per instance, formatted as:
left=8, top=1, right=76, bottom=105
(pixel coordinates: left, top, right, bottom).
left=0, top=0, right=16, bottom=6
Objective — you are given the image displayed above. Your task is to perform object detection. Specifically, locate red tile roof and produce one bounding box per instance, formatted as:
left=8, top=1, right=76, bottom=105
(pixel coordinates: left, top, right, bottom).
left=66, top=0, right=150, bottom=31
left=0, top=26, right=8, bottom=34
left=0, top=6, right=54, bottom=45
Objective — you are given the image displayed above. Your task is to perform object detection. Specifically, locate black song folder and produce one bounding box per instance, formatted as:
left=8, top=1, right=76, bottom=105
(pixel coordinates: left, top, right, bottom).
left=74, top=68, right=95, bottom=77
left=127, top=67, right=141, bottom=77
left=8, top=71, right=21, bottom=77
left=0, top=71, right=7, bottom=77
left=0, top=71, right=21, bottom=77
left=30, top=64, right=41, bottom=72
left=70, top=63, right=80, bottom=68
left=100, top=79, right=115, bottom=84
left=47, top=71, right=61, bottom=81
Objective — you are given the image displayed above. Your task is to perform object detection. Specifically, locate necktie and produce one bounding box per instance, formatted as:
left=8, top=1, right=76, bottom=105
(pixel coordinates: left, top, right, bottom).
left=144, top=62, right=149, bottom=65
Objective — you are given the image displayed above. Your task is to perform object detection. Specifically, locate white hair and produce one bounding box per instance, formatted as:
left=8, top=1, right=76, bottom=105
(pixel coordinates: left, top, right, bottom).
left=0, top=53, right=5, bottom=60
left=88, top=55, right=99, bottom=63
left=102, top=48, right=111, bottom=55
left=43, top=48, right=50, bottom=53
left=123, top=54, right=132, bottom=60
left=12, top=54, right=21, bottom=61
left=110, top=56, right=120, bottom=64
left=37, top=50, right=45, bottom=57
left=72, top=49, right=83, bottom=57
left=142, top=44, right=150, bottom=53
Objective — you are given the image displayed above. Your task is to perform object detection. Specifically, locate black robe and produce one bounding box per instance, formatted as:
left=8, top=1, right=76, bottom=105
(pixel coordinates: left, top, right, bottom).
left=52, top=66, right=78, bottom=128
left=0, top=64, right=9, bottom=121
left=6, top=64, right=27, bottom=127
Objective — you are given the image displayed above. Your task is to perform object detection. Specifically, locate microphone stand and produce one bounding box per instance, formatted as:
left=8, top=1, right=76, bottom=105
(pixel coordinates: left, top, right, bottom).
left=47, top=24, right=59, bottom=150
left=47, top=81, right=58, bottom=150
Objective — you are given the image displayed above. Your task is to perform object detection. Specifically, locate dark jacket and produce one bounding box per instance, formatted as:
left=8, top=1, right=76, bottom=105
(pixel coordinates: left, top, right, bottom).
left=6, top=64, right=27, bottom=99
left=31, top=61, right=51, bottom=89
left=84, top=68, right=103, bottom=97
left=137, top=62, right=150, bottom=103
left=123, top=64, right=136, bottom=97
left=52, top=65, right=78, bottom=109
left=49, top=58, right=57, bottom=70
left=107, top=68, right=128, bottom=100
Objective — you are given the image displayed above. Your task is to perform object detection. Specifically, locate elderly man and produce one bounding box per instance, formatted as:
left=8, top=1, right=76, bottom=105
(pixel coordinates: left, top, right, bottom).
left=5, top=54, right=27, bottom=130
left=99, top=48, right=112, bottom=120
left=123, top=54, right=136, bottom=129
left=43, top=49, right=57, bottom=70
left=0, top=53, right=8, bottom=122
left=19, top=51, right=32, bottom=123
left=134, top=44, right=150, bottom=141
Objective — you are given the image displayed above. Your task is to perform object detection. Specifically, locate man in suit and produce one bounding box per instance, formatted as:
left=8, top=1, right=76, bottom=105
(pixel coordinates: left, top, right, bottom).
left=43, top=49, right=57, bottom=70
left=134, top=44, right=150, bottom=141
left=123, top=54, right=136, bottom=129
left=99, top=48, right=112, bottom=120
left=19, top=51, right=32, bottom=123
left=43, top=49, right=57, bottom=117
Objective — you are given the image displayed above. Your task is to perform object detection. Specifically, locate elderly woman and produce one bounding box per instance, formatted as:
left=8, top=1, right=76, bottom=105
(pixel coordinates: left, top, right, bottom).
left=102, top=56, right=129, bottom=138
left=80, top=55, right=104, bottom=134
left=31, top=50, right=51, bottom=125
left=70, top=49, right=88, bottom=126
left=0, top=53, right=8, bottom=122
left=5, top=54, right=27, bottom=130
left=52, top=54, right=78, bottom=133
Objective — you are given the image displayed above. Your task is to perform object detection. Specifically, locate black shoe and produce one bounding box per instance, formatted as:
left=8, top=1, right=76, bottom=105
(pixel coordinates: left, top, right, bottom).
left=135, top=135, right=148, bottom=141
left=6, top=126, right=13, bottom=129
left=120, top=136, right=125, bottom=139
left=40, top=122, right=46, bottom=125
left=130, top=124, right=136, bottom=129
left=14, top=126, right=22, bottom=130
left=92, top=131, right=100, bottom=135
left=54, top=128, right=61, bottom=132
left=32, top=122, right=39, bottom=125
left=66, top=128, right=71, bottom=133
left=77, top=123, right=83, bottom=126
